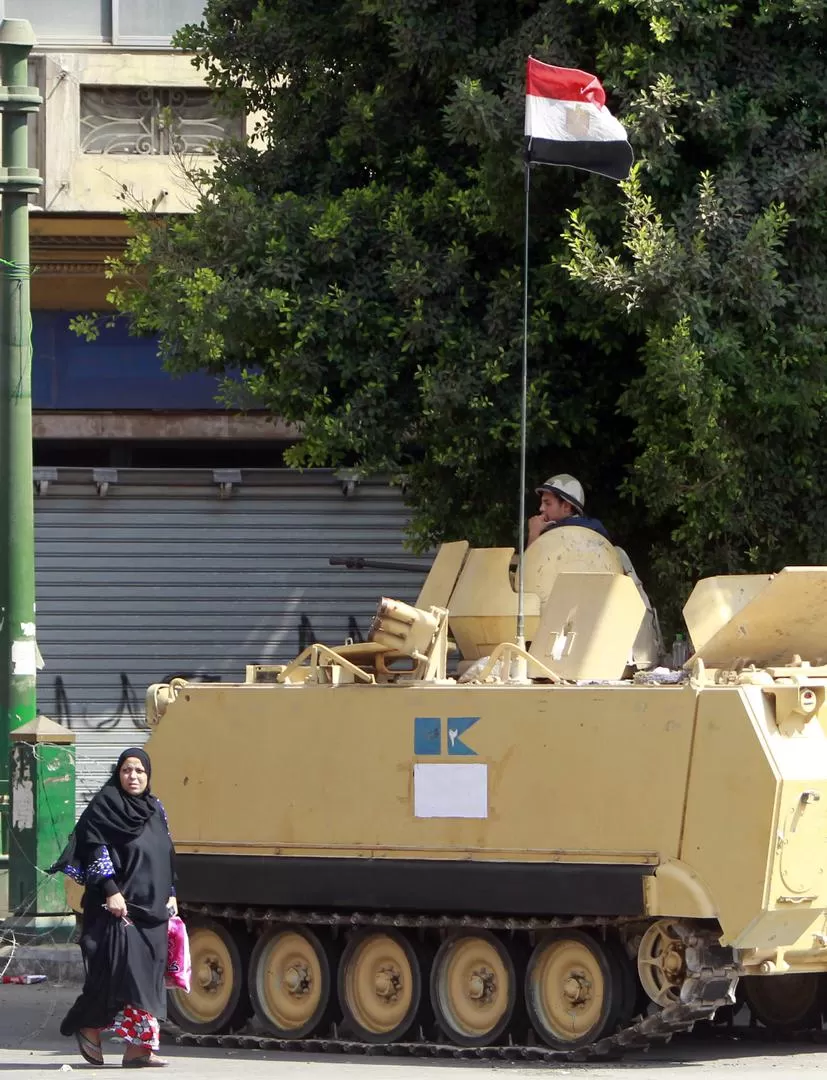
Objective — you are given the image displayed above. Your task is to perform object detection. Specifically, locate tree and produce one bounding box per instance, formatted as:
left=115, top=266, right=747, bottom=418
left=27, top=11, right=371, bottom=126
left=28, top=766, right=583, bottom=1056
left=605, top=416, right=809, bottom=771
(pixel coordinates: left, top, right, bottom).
left=98, top=0, right=827, bottom=622
left=566, top=0, right=827, bottom=613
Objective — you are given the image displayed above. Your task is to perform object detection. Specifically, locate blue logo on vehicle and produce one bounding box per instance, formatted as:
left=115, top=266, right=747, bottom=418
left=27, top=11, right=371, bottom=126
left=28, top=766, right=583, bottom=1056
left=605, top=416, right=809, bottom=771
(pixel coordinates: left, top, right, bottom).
left=413, top=717, right=479, bottom=756
left=414, top=716, right=441, bottom=755
left=446, top=717, right=479, bottom=756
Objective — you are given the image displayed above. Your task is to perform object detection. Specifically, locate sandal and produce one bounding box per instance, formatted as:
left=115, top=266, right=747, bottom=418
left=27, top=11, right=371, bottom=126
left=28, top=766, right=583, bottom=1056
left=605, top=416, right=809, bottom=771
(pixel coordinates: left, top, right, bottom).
left=75, top=1030, right=104, bottom=1066
left=122, top=1052, right=168, bottom=1068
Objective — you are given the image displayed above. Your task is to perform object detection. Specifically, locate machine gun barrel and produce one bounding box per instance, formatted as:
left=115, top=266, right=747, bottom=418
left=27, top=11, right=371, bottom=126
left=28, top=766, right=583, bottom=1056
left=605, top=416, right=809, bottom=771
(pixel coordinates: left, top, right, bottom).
left=329, top=556, right=426, bottom=573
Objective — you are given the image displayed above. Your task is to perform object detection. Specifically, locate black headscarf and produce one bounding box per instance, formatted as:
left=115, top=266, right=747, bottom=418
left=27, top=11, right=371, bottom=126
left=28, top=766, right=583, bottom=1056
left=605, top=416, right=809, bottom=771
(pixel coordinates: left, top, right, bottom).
left=55, top=746, right=175, bottom=1035
left=50, top=746, right=159, bottom=876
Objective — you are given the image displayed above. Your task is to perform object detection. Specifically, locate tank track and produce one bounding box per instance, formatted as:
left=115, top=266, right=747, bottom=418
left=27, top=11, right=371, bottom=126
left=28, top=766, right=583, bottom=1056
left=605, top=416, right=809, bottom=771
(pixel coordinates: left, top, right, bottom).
left=176, top=903, right=739, bottom=1063
left=182, top=901, right=640, bottom=934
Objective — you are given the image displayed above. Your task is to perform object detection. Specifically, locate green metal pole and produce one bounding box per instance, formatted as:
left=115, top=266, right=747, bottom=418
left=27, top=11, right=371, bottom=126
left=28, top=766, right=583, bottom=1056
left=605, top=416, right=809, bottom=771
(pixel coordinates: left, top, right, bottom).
left=0, top=18, right=41, bottom=862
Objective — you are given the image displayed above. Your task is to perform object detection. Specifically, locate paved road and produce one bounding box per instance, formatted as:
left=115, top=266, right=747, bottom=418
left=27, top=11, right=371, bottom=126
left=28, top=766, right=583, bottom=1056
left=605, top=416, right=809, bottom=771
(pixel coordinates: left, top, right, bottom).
left=1, top=983, right=825, bottom=1077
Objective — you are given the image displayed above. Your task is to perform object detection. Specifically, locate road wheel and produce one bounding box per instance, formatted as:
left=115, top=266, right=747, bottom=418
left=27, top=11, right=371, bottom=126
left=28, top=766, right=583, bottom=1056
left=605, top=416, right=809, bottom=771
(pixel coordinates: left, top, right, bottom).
left=743, top=973, right=825, bottom=1032
left=338, top=930, right=423, bottom=1043
left=167, top=917, right=252, bottom=1035
left=249, top=926, right=333, bottom=1038
left=637, top=918, right=686, bottom=1008
left=525, top=930, right=623, bottom=1051
left=430, top=931, right=516, bottom=1047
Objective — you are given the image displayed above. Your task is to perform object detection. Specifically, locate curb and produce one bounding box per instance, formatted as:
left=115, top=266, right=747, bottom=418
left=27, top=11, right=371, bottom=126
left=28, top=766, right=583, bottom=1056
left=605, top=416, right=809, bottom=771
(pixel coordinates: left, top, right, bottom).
left=0, top=944, right=84, bottom=986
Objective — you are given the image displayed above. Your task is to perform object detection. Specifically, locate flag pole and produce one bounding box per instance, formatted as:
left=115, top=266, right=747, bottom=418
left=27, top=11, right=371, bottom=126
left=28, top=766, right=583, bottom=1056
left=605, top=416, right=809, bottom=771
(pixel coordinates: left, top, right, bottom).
left=514, top=57, right=632, bottom=675
left=515, top=157, right=531, bottom=658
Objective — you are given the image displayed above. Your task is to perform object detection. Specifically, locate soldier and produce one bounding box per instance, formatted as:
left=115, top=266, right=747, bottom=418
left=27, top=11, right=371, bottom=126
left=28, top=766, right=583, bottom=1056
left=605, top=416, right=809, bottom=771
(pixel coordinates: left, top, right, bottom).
left=526, top=473, right=663, bottom=664
left=527, top=473, right=610, bottom=546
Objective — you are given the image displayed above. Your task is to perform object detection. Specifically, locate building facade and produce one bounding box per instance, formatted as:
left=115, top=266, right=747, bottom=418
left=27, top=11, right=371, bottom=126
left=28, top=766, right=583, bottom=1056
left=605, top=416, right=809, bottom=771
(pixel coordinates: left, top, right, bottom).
left=11, top=0, right=263, bottom=455
left=2, top=2, right=426, bottom=799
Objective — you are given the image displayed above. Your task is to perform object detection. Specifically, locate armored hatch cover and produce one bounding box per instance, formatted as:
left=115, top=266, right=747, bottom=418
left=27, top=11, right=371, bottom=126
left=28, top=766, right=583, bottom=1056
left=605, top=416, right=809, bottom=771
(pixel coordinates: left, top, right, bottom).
left=683, top=566, right=827, bottom=669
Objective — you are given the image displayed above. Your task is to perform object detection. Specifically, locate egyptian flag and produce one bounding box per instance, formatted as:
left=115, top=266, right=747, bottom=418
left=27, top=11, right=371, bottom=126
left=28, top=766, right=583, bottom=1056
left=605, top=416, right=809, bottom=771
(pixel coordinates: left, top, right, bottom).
left=524, top=57, right=633, bottom=181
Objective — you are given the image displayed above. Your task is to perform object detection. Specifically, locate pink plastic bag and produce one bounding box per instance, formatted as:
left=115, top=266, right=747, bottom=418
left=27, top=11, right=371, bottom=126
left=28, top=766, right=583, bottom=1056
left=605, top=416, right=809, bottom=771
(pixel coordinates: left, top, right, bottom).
left=165, top=915, right=191, bottom=992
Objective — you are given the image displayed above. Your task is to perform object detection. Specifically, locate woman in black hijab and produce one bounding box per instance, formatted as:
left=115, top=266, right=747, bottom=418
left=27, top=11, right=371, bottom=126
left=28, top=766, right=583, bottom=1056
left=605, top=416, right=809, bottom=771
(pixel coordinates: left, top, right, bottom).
left=51, top=747, right=176, bottom=1068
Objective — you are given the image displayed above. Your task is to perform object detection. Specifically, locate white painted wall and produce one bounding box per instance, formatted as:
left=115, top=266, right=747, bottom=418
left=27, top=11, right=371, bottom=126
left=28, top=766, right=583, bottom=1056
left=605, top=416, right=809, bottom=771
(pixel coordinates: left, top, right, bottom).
left=35, top=49, right=238, bottom=214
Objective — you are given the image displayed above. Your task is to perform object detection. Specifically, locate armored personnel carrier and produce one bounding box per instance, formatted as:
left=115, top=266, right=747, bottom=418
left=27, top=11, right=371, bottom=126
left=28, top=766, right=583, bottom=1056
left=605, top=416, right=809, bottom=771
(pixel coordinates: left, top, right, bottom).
left=144, top=528, right=827, bottom=1058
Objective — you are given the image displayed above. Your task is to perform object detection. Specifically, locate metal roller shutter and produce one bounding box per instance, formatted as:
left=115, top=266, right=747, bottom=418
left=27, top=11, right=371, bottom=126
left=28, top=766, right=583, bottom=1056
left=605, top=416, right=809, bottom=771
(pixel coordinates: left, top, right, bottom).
left=33, top=468, right=430, bottom=812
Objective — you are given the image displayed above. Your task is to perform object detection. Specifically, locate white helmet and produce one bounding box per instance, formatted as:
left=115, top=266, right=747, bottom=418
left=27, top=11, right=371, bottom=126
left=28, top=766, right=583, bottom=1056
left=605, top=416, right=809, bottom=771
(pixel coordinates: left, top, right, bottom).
left=534, top=473, right=585, bottom=515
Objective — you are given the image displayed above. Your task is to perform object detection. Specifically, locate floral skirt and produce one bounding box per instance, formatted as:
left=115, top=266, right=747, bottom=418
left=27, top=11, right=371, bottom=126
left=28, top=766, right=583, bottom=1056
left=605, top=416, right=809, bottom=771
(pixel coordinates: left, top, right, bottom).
left=109, top=1004, right=160, bottom=1050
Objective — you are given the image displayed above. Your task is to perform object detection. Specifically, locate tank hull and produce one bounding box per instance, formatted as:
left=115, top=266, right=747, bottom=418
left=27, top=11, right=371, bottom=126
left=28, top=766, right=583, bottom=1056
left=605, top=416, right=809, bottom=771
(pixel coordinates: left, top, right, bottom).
left=146, top=556, right=827, bottom=1046
left=148, top=679, right=827, bottom=963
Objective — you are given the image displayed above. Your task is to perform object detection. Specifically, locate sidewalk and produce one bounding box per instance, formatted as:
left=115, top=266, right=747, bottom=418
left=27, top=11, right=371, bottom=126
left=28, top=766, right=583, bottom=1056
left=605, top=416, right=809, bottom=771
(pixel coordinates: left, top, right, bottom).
left=0, top=982, right=554, bottom=1076
left=2, top=982, right=827, bottom=1078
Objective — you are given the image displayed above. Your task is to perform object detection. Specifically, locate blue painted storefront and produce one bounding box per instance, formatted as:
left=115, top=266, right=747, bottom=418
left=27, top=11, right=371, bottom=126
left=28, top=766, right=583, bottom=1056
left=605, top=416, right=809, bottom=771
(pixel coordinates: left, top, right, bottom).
left=32, top=312, right=225, bottom=410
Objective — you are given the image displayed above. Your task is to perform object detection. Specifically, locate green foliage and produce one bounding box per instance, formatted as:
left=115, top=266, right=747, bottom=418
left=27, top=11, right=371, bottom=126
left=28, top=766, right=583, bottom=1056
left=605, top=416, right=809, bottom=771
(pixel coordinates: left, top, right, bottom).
left=562, top=1, right=827, bottom=615
left=104, top=0, right=827, bottom=624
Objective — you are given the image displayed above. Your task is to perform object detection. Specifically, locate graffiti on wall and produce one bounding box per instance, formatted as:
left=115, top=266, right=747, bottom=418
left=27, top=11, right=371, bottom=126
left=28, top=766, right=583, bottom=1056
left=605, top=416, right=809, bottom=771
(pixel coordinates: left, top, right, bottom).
left=53, top=670, right=222, bottom=730
left=299, top=615, right=366, bottom=653
left=48, top=614, right=371, bottom=729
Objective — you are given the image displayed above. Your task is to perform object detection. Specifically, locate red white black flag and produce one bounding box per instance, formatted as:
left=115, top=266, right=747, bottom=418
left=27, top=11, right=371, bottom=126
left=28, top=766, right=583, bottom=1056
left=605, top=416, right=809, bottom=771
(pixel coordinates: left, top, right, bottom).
left=524, top=57, right=633, bottom=181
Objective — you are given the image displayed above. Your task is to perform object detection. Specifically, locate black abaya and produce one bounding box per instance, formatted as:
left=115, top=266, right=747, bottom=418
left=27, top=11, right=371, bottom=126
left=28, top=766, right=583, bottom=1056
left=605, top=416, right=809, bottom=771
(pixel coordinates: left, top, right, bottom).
left=51, top=749, right=175, bottom=1036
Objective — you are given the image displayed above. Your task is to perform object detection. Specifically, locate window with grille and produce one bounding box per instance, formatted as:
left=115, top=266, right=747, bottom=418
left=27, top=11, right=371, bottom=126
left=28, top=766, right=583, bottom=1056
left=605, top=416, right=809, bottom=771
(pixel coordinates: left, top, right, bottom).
left=79, top=87, right=242, bottom=156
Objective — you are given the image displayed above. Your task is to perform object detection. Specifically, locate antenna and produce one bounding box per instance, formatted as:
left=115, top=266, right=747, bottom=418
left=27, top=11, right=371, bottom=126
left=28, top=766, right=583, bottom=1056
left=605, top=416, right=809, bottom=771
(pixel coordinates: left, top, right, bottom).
left=515, top=159, right=532, bottom=657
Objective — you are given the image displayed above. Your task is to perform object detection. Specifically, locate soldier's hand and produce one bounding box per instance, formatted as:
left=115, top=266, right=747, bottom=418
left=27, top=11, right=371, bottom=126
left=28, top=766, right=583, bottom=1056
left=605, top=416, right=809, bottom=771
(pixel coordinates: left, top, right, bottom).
left=527, top=515, right=546, bottom=546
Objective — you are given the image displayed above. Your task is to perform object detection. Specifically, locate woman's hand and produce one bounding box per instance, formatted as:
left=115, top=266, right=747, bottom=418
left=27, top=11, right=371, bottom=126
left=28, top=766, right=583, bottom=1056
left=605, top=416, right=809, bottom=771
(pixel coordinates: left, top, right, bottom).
left=167, top=896, right=178, bottom=917
left=105, top=891, right=128, bottom=918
